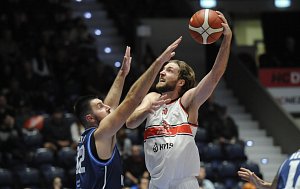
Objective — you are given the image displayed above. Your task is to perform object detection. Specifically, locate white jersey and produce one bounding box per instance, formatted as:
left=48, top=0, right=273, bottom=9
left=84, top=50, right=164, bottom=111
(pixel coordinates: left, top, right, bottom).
left=144, top=98, right=200, bottom=189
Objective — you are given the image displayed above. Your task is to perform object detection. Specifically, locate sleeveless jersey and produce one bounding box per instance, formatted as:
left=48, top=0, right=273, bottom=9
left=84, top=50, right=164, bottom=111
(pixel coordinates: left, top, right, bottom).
left=76, top=127, right=123, bottom=189
left=277, top=150, right=300, bottom=189
left=144, top=98, right=200, bottom=188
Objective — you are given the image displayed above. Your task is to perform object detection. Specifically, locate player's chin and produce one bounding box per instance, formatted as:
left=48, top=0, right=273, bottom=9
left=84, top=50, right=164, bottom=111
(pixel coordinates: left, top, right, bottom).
left=156, top=83, right=165, bottom=89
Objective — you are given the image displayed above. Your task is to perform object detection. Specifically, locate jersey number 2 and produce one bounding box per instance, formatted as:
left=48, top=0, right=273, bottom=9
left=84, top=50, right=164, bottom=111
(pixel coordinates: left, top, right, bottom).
left=76, top=145, right=86, bottom=174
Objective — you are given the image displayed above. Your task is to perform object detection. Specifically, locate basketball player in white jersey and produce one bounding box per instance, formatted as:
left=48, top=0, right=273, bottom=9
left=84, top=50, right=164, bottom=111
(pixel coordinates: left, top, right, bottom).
left=238, top=149, right=300, bottom=189
left=126, top=11, right=232, bottom=189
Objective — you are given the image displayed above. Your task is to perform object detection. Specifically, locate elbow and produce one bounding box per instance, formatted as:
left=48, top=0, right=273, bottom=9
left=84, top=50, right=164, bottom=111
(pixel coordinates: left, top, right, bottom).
left=125, top=120, right=134, bottom=129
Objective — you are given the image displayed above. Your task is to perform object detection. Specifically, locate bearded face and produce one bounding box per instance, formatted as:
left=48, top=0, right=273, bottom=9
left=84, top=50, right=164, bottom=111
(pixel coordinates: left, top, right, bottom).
left=156, top=79, right=177, bottom=93
left=156, top=62, right=181, bottom=93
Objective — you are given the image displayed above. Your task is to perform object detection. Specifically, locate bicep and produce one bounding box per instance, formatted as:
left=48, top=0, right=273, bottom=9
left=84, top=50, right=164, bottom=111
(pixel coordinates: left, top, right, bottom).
left=181, top=73, right=217, bottom=110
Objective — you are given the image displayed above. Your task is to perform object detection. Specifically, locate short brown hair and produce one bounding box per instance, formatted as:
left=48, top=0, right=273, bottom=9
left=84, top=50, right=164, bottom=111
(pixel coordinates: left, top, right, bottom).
left=74, top=95, right=98, bottom=127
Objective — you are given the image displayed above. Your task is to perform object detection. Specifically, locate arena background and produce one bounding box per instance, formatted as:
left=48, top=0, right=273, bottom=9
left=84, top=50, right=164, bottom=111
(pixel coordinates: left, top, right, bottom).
left=0, top=0, right=299, bottom=188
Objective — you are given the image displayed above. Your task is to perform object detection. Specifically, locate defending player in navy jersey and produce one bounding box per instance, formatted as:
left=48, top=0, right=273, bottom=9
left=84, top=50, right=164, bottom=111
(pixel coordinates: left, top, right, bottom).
left=74, top=38, right=182, bottom=189
left=238, top=149, right=300, bottom=189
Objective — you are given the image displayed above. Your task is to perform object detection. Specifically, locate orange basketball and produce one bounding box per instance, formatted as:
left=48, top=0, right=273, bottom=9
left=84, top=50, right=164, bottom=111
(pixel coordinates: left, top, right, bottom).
left=189, top=9, right=223, bottom=44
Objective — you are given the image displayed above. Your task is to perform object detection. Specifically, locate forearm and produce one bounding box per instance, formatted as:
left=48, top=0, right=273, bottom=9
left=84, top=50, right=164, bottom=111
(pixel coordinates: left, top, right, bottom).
left=126, top=59, right=162, bottom=104
left=253, top=173, right=272, bottom=189
left=210, top=34, right=232, bottom=82
left=257, top=180, right=272, bottom=189
left=126, top=108, right=149, bottom=129
left=104, top=70, right=126, bottom=108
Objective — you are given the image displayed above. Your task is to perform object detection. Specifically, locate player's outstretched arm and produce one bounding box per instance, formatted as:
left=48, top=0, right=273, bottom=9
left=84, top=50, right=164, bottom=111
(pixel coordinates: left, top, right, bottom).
left=96, top=36, right=182, bottom=138
left=181, top=11, right=232, bottom=111
left=104, top=46, right=132, bottom=109
left=238, top=168, right=272, bottom=189
left=126, top=93, right=171, bottom=129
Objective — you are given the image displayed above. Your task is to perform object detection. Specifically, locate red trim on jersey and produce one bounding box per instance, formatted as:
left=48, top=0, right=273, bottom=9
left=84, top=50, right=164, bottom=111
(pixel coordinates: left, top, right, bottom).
left=144, top=124, right=192, bottom=140
left=179, top=98, right=189, bottom=115
left=179, top=98, right=198, bottom=127
left=189, top=122, right=198, bottom=127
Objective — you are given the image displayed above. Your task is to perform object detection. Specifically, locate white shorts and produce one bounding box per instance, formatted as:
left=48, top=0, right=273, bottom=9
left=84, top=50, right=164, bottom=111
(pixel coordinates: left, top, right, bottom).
left=149, top=176, right=199, bottom=189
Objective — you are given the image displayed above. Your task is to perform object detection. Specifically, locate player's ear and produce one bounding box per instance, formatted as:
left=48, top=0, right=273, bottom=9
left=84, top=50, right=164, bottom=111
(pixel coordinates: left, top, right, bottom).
left=178, top=79, right=185, bottom=87
left=85, top=114, right=95, bottom=123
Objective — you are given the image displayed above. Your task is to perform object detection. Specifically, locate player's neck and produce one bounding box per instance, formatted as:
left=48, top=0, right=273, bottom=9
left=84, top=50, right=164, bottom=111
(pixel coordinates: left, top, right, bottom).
left=162, top=90, right=180, bottom=101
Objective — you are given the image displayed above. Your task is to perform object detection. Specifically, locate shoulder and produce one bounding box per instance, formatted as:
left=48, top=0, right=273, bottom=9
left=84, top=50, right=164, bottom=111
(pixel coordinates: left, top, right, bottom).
left=147, top=92, right=160, bottom=98
left=144, top=92, right=160, bottom=101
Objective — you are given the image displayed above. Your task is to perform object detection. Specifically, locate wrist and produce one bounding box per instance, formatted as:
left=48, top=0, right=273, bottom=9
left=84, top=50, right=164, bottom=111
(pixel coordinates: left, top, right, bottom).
left=223, top=33, right=232, bottom=41
left=155, top=57, right=165, bottom=65
left=118, top=70, right=127, bottom=77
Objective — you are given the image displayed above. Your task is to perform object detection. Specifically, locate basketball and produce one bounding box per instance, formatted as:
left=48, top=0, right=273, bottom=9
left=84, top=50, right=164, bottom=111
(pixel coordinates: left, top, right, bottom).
left=189, top=9, right=223, bottom=44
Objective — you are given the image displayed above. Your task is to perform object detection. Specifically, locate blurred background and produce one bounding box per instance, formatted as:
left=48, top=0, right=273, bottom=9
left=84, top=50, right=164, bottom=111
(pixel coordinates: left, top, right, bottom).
left=0, top=0, right=299, bottom=188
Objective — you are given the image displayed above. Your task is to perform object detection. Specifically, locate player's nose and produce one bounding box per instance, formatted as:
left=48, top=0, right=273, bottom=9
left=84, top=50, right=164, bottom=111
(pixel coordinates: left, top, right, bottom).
left=159, top=70, right=166, bottom=76
left=104, top=104, right=111, bottom=111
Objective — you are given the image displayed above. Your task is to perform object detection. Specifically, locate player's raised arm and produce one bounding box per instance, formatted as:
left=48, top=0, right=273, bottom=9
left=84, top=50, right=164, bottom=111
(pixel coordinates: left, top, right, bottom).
left=126, top=93, right=171, bottom=129
left=96, top=36, right=182, bottom=138
left=104, top=46, right=132, bottom=109
left=181, top=11, right=232, bottom=111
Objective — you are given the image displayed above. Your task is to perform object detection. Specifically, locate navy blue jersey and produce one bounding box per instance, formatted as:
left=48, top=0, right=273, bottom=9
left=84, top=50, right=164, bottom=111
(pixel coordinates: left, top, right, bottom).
left=277, top=150, right=300, bottom=189
left=76, top=128, right=123, bottom=189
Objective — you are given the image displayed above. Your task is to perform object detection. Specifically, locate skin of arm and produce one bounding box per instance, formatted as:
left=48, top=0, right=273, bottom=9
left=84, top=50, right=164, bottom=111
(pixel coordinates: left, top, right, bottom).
left=238, top=167, right=273, bottom=189
left=181, top=11, right=232, bottom=123
left=104, top=46, right=132, bottom=110
left=126, top=11, right=232, bottom=127
left=126, top=93, right=169, bottom=129
left=94, top=37, right=182, bottom=159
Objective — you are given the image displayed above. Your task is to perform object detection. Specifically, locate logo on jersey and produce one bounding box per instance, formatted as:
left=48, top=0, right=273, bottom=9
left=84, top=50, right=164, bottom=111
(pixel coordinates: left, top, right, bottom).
left=153, top=143, right=158, bottom=152
left=162, top=107, right=168, bottom=115
left=153, top=142, right=174, bottom=152
left=161, top=120, right=171, bottom=130
left=79, top=135, right=86, bottom=143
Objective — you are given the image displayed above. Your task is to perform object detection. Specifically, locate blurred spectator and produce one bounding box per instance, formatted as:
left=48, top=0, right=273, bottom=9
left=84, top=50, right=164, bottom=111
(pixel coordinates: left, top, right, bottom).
left=260, top=36, right=300, bottom=68
left=52, top=176, right=63, bottom=189
left=278, top=36, right=300, bottom=67
left=215, top=107, right=239, bottom=145
left=197, top=163, right=215, bottom=189
left=0, top=93, right=15, bottom=117
left=117, top=127, right=133, bottom=158
left=19, top=60, right=41, bottom=93
left=52, top=176, right=70, bottom=189
left=0, top=112, right=24, bottom=166
left=138, top=176, right=150, bottom=189
left=70, top=119, right=84, bottom=149
left=83, top=63, right=116, bottom=96
left=0, top=29, right=20, bottom=64
left=132, top=176, right=150, bottom=189
left=124, top=145, right=148, bottom=187
left=31, top=45, right=51, bottom=78
left=41, top=107, right=74, bottom=152
left=5, top=78, right=28, bottom=109
left=198, top=95, right=225, bottom=142
left=0, top=63, right=16, bottom=91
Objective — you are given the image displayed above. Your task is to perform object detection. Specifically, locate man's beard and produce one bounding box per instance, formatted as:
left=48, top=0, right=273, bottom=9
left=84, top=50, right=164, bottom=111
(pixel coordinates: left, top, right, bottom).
left=156, top=82, right=176, bottom=93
